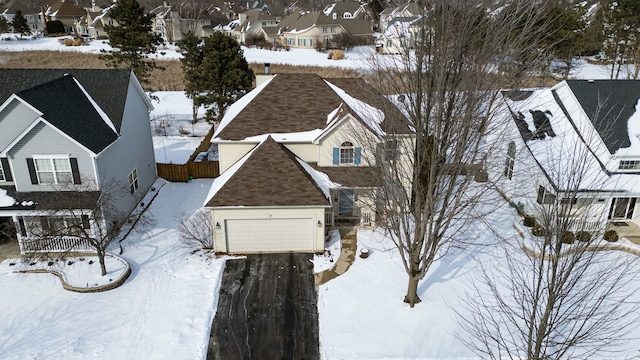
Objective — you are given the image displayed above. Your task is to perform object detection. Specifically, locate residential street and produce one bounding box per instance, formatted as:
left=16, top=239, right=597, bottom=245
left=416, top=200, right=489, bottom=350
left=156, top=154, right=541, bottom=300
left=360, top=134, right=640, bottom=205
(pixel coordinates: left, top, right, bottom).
left=207, top=253, right=319, bottom=360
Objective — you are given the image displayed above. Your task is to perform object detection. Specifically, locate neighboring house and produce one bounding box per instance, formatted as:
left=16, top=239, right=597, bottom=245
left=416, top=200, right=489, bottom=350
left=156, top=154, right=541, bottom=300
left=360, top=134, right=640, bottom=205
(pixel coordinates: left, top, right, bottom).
left=151, top=2, right=230, bottom=42
left=377, top=1, right=422, bottom=54
left=322, top=1, right=369, bottom=20
left=221, top=9, right=277, bottom=44
left=1, top=0, right=44, bottom=33
left=203, top=73, right=412, bottom=254
left=0, top=69, right=156, bottom=254
left=276, top=11, right=372, bottom=48
left=77, top=3, right=116, bottom=39
left=43, top=0, right=87, bottom=34
left=491, top=80, right=640, bottom=234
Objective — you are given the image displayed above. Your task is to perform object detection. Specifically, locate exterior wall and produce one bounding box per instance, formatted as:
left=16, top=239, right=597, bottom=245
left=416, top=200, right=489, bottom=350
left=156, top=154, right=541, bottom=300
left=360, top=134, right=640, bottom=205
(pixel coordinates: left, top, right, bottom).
left=212, top=207, right=326, bottom=253
left=217, top=142, right=258, bottom=173
left=95, top=75, right=156, bottom=214
left=317, top=116, right=376, bottom=166
left=282, top=143, right=318, bottom=162
left=8, top=121, right=96, bottom=192
left=282, top=25, right=343, bottom=48
left=0, top=100, right=38, bottom=149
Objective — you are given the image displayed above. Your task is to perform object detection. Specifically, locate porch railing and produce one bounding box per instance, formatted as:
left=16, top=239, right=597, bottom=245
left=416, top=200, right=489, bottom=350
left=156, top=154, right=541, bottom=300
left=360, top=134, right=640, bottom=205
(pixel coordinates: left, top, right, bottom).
left=20, top=236, right=95, bottom=254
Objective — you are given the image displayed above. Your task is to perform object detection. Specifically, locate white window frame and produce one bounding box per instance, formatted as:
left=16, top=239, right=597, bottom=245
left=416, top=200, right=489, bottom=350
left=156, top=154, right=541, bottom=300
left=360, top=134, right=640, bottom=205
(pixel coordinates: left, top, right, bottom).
left=609, top=197, right=637, bottom=220
left=504, top=141, right=516, bottom=179
left=0, top=161, right=4, bottom=182
left=128, top=168, right=139, bottom=194
left=340, top=141, right=355, bottom=164
left=618, top=160, right=640, bottom=171
left=33, top=155, right=72, bottom=184
left=536, top=185, right=556, bottom=204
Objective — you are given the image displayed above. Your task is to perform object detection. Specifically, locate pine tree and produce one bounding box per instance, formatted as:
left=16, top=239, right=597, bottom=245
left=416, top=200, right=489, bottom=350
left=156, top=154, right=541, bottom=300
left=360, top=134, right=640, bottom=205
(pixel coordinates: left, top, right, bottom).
left=0, top=17, right=9, bottom=34
left=100, top=0, right=163, bottom=86
left=11, top=9, right=30, bottom=39
left=177, top=32, right=254, bottom=122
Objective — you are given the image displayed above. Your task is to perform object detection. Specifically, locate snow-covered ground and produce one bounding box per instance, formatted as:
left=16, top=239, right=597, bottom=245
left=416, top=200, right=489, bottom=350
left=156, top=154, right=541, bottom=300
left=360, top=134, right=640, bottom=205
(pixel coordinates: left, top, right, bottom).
left=0, top=179, right=225, bottom=360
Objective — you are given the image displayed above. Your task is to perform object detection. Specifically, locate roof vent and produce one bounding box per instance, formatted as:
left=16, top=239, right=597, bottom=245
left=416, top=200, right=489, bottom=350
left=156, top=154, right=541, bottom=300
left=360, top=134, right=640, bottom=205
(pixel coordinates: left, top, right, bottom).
left=588, top=79, right=594, bottom=83
left=264, top=62, right=270, bottom=74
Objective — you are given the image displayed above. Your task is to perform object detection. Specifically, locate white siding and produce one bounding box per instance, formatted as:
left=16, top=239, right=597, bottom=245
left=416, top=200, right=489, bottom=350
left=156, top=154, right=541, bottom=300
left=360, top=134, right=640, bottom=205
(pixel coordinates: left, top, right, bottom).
left=0, top=100, right=39, bottom=151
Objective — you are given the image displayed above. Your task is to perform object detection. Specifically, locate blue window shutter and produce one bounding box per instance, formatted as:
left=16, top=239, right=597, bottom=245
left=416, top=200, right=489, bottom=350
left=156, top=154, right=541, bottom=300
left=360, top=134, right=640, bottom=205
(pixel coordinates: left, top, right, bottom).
left=355, top=147, right=362, bottom=164
left=333, top=148, right=339, bottom=165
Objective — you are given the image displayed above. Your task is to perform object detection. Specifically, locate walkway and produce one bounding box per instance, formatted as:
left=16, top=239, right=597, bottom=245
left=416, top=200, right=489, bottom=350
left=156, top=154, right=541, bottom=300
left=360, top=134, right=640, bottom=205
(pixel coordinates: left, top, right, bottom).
left=315, top=228, right=357, bottom=286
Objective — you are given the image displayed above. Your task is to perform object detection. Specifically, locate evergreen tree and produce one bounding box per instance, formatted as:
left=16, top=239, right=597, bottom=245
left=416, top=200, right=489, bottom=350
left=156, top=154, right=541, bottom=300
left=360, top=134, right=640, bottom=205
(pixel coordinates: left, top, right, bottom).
left=597, top=0, right=640, bottom=78
left=0, top=16, right=9, bottom=34
left=11, top=9, right=30, bottom=39
left=100, top=0, right=163, bottom=86
left=177, top=32, right=254, bottom=122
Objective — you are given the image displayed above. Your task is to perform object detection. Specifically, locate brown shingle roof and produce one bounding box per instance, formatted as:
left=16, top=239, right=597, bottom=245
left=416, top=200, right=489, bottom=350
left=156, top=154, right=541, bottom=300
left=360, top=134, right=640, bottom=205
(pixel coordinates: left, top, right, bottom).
left=47, top=1, right=86, bottom=17
left=205, top=136, right=330, bottom=207
left=216, top=73, right=344, bottom=140
left=310, top=164, right=380, bottom=188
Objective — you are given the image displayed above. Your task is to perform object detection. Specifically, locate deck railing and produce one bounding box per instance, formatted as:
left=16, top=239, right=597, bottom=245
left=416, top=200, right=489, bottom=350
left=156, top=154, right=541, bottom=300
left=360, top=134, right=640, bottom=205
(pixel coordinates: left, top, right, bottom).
left=20, top=236, right=95, bottom=254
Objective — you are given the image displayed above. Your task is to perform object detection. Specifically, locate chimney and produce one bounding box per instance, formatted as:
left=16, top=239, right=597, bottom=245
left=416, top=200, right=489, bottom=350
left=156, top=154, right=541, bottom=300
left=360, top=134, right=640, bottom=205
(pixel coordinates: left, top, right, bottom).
left=264, top=62, right=270, bottom=74
left=255, top=62, right=274, bottom=88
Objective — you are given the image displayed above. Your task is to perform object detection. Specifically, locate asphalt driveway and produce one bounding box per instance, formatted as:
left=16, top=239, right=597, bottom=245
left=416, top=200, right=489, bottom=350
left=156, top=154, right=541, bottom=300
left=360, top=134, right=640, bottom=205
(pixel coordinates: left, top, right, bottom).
left=207, top=253, right=319, bottom=360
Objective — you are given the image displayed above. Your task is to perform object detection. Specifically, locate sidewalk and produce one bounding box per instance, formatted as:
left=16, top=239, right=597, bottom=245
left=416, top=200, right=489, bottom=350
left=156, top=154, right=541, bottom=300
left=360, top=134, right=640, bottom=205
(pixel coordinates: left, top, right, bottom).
left=315, top=228, right=357, bottom=286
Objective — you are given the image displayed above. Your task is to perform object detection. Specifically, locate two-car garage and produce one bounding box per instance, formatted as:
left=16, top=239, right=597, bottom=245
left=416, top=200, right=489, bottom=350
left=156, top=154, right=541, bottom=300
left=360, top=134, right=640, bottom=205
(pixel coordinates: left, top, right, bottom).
left=211, top=208, right=327, bottom=254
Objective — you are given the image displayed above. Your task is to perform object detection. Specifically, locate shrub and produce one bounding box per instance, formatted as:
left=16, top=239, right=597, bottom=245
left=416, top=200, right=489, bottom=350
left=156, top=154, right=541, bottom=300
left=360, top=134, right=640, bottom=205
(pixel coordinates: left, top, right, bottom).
left=561, top=231, right=575, bottom=244
left=73, top=37, right=82, bottom=46
left=64, top=38, right=73, bottom=46
left=523, top=215, right=536, bottom=227
left=603, top=229, right=619, bottom=242
left=532, top=224, right=546, bottom=237
left=328, top=49, right=344, bottom=60
left=575, top=231, right=591, bottom=242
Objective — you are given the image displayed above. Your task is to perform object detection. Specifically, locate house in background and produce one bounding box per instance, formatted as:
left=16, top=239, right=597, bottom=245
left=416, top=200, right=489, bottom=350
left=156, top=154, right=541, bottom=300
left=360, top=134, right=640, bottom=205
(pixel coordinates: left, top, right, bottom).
left=491, top=80, right=640, bottom=237
left=1, top=0, right=44, bottom=33
left=275, top=11, right=372, bottom=49
left=377, top=1, right=421, bottom=54
left=220, top=9, right=277, bottom=44
left=322, top=1, right=369, bottom=21
left=0, top=69, right=156, bottom=254
left=204, top=73, right=412, bottom=254
left=77, top=2, right=116, bottom=39
left=43, top=0, right=87, bottom=34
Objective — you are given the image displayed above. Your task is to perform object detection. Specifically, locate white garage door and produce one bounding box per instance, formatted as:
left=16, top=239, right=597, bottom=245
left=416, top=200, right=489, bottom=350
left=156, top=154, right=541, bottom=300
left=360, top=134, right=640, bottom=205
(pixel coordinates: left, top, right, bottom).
left=225, top=218, right=315, bottom=253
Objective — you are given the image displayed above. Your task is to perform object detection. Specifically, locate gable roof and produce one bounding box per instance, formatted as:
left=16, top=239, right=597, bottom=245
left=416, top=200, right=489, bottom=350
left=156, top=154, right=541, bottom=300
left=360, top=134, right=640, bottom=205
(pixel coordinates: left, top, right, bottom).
left=565, top=80, right=640, bottom=154
left=45, top=0, right=86, bottom=17
left=277, top=11, right=372, bottom=36
left=0, top=69, right=133, bottom=133
left=14, top=75, right=118, bottom=154
left=1, top=0, right=38, bottom=15
left=205, top=136, right=330, bottom=207
left=214, top=73, right=411, bottom=141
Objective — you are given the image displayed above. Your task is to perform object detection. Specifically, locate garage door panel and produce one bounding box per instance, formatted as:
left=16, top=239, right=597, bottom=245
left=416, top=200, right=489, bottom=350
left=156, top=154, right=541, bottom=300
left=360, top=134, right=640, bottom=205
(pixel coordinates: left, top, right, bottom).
left=225, top=218, right=314, bottom=253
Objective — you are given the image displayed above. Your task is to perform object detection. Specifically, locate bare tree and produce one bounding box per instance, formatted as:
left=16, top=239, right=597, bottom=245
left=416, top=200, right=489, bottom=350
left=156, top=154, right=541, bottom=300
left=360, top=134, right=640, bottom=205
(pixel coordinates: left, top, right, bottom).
left=22, top=179, right=152, bottom=276
left=366, top=0, right=548, bottom=307
left=175, top=208, right=214, bottom=250
left=457, top=92, right=640, bottom=358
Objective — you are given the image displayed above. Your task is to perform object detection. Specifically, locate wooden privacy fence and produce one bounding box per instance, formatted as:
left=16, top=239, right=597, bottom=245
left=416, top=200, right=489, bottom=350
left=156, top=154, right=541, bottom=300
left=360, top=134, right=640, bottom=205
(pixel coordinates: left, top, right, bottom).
left=157, top=161, right=220, bottom=182
left=156, top=125, right=220, bottom=182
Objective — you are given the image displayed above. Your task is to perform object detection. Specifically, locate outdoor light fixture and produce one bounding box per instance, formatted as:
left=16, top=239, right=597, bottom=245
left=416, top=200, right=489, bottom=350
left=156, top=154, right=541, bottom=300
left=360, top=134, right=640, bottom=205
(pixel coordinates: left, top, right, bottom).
left=215, top=222, right=221, bottom=230
left=317, top=220, right=322, bottom=227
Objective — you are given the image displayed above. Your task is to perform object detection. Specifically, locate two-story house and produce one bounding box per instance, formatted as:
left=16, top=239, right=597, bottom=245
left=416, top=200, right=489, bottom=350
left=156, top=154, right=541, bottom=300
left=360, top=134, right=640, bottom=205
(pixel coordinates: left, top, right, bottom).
left=275, top=11, right=372, bottom=49
left=43, top=0, right=87, bottom=34
left=490, top=80, right=640, bottom=236
left=203, top=73, right=412, bottom=254
left=1, top=0, right=44, bottom=33
left=0, top=69, right=156, bottom=254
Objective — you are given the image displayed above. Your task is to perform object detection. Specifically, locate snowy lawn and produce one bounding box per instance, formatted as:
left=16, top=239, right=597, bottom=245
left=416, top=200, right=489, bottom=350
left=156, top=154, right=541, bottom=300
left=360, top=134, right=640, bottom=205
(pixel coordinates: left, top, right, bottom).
left=318, top=202, right=640, bottom=359
left=0, top=179, right=225, bottom=360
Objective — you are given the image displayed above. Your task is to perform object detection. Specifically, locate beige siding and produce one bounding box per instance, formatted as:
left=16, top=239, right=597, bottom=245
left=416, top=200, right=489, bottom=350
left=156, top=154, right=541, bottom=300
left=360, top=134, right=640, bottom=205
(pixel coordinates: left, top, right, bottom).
left=317, top=116, right=376, bottom=166
left=217, top=142, right=259, bottom=173
left=283, top=143, right=318, bottom=162
left=212, top=207, right=325, bottom=253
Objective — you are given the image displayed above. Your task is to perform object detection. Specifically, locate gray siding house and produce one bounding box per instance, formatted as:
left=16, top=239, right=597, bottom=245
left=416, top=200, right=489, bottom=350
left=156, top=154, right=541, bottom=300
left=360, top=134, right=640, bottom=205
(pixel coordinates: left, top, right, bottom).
left=0, top=69, right=156, bottom=253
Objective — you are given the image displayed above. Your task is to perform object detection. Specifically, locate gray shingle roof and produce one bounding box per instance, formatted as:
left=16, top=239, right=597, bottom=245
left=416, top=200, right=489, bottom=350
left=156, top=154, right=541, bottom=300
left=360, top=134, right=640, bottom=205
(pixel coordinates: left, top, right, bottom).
left=15, top=74, right=118, bottom=154
left=566, top=80, right=640, bottom=154
left=205, top=136, right=330, bottom=207
left=0, top=69, right=131, bottom=133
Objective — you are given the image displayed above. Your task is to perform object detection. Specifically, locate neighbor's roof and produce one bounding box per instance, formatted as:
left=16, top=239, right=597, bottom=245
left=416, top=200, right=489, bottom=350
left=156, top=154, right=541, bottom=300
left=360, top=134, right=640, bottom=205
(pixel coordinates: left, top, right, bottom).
left=566, top=80, right=640, bottom=154
left=323, top=1, right=364, bottom=18
left=214, top=73, right=411, bottom=141
left=0, top=69, right=133, bottom=133
left=503, top=82, right=640, bottom=193
left=276, top=11, right=372, bottom=35
left=14, top=75, right=119, bottom=154
left=45, top=0, right=86, bottom=17
left=205, top=136, right=330, bottom=207
left=1, top=0, right=38, bottom=15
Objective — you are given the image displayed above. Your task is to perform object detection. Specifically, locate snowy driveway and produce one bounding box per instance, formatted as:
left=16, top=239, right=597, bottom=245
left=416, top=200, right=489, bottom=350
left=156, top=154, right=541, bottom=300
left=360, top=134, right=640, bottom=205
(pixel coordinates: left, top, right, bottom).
left=207, top=253, right=319, bottom=360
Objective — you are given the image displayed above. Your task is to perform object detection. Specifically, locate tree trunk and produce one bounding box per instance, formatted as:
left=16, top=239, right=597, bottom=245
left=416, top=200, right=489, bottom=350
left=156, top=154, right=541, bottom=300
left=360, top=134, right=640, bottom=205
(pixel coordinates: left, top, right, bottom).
left=98, top=251, right=107, bottom=276
left=404, top=276, right=422, bottom=308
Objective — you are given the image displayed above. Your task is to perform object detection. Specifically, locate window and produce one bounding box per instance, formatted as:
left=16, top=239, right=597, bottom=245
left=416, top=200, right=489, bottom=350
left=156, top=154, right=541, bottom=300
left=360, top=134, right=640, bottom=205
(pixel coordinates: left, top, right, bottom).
left=332, top=13, right=337, bottom=19
left=504, top=141, right=516, bottom=179
left=384, top=139, right=399, bottom=160
left=536, top=185, right=556, bottom=204
left=609, top=197, right=637, bottom=220
left=23, top=215, right=90, bottom=237
left=340, top=141, right=355, bottom=164
left=0, top=161, right=4, bottom=182
left=128, top=168, right=139, bottom=194
left=322, top=26, right=328, bottom=32
left=618, top=160, right=640, bottom=171
left=330, top=25, right=336, bottom=32
left=34, top=157, right=72, bottom=184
